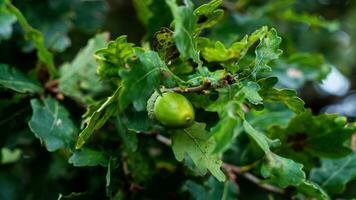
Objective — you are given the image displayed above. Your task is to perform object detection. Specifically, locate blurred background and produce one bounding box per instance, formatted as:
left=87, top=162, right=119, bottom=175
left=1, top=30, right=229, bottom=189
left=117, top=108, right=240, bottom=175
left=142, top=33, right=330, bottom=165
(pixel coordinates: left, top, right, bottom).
left=0, top=0, right=355, bottom=199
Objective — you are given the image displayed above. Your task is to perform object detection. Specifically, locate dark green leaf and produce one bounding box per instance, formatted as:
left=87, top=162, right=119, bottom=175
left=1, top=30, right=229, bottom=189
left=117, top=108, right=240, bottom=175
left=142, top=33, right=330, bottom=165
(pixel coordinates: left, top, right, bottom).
left=118, top=48, right=163, bottom=111
left=133, top=0, right=172, bottom=38
left=310, top=152, right=356, bottom=195
left=268, top=111, right=354, bottom=169
left=152, top=27, right=179, bottom=62
left=68, top=148, right=108, bottom=167
left=183, top=177, right=239, bottom=200
left=166, top=0, right=201, bottom=64
left=59, top=33, right=109, bottom=104
left=114, top=115, right=138, bottom=152
left=0, top=64, right=42, bottom=93
left=28, top=97, right=76, bottom=152
left=5, top=1, right=58, bottom=78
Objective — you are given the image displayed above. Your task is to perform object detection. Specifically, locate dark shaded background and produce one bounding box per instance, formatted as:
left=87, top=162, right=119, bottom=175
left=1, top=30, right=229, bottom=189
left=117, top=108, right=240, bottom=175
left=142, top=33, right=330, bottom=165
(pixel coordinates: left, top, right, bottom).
left=0, top=0, right=355, bottom=199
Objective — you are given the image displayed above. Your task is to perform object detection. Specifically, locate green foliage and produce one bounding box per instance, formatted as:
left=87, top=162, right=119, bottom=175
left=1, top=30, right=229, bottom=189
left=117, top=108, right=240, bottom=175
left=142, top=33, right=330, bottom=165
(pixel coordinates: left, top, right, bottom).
left=0, top=64, right=42, bottom=93
left=260, top=152, right=305, bottom=188
left=273, top=53, right=331, bottom=89
left=310, top=152, right=356, bottom=195
left=76, top=88, right=120, bottom=149
left=68, top=148, right=108, bottom=167
left=59, top=33, right=109, bottom=104
left=183, top=177, right=238, bottom=200
left=171, top=122, right=225, bottom=182
left=4, top=0, right=58, bottom=78
left=267, top=111, right=354, bottom=169
left=166, top=0, right=201, bottom=65
left=95, top=35, right=135, bottom=80
left=28, top=97, right=76, bottom=152
left=0, top=0, right=355, bottom=199
left=118, top=48, right=163, bottom=111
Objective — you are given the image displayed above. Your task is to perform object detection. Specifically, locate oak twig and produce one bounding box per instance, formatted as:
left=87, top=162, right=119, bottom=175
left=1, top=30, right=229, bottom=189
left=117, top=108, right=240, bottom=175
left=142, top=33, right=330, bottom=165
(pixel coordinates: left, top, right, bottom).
left=242, top=173, right=285, bottom=194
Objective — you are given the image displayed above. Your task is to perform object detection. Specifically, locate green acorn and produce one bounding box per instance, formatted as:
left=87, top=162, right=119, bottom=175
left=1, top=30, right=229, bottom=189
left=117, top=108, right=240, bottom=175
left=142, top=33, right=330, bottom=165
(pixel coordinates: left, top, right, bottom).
left=147, top=91, right=195, bottom=128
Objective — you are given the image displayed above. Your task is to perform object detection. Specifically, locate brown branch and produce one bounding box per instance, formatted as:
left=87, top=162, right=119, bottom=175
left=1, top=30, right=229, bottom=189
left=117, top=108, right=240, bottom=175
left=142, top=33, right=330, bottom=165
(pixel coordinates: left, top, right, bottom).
left=156, top=134, right=172, bottom=146
left=222, top=162, right=257, bottom=174
left=242, top=173, right=285, bottom=195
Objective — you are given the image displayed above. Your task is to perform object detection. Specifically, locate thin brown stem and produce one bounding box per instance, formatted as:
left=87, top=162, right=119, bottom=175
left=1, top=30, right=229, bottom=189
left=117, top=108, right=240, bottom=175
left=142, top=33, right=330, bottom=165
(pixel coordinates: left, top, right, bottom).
left=222, top=162, right=257, bottom=174
left=242, top=173, right=285, bottom=194
left=156, top=134, right=172, bottom=146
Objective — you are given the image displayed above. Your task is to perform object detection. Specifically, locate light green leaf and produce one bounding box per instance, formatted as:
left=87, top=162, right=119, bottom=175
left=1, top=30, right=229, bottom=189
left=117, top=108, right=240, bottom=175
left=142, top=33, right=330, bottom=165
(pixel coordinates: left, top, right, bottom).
left=29, top=97, right=76, bottom=152
left=171, top=122, right=225, bottom=182
left=59, top=33, right=109, bottom=104
left=241, top=82, right=263, bottom=105
left=310, top=152, right=356, bottom=195
left=1, top=148, right=21, bottom=164
left=254, top=28, right=283, bottom=74
left=198, top=26, right=268, bottom=65
left=165, top=0, right=201, bottom=64
left=258, top=77, right=305, bottom=114
left=58, top=192, right=89, bottom=200
left=119, top=48, right=163, bottom=111
left=68, top=148, right=108, bottom=167
left=76, top=88, right=120, bottom=149
left=206, top=84, right=241, bottom=113
left=297, top=181, right=330, bottom=200
left=0, top=64, right=43, bottom=93
left=261, top=152, right=306, bottom=188
left=193, top=0, right=223, bottom=34
left=243, top=121, right=280, bottom=153
left=94, top=35, right=135, bottom=80
left=247, top=108, right=295, bottom=131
